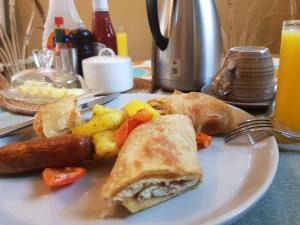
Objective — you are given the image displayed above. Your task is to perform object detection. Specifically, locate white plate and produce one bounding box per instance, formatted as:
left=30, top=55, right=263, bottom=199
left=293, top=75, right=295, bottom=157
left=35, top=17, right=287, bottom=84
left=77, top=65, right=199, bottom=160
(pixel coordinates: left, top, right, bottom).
left=0, top=94, right=279, bottom=225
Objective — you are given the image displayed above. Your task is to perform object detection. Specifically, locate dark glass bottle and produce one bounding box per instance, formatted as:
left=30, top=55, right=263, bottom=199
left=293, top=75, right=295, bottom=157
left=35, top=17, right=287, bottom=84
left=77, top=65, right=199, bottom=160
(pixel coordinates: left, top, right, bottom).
left=70, top=22, right=94, bottom=76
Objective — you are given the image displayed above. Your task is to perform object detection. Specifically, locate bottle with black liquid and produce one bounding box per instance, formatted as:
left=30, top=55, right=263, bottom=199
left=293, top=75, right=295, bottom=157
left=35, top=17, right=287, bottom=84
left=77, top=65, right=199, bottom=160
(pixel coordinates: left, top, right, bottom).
left=70, top=22, right=94, bottom=76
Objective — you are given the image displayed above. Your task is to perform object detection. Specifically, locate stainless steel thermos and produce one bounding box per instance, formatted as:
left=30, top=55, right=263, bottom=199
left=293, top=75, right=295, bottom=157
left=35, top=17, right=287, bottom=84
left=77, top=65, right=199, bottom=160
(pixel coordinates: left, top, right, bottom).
left=146, top=0, right=222, bottom=91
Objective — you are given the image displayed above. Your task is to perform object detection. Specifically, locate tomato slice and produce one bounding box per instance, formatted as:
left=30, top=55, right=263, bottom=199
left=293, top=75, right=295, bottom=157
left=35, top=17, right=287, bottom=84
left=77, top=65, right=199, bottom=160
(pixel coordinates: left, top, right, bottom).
left=196, top=132, right=212, bottom=149
left=114, top=118, right=142, bottom=146
left=115, top=109, right=154, bottom=147
left=42, top=167, right=86, bottom=188
left=133, top=109, right=153, bottom=122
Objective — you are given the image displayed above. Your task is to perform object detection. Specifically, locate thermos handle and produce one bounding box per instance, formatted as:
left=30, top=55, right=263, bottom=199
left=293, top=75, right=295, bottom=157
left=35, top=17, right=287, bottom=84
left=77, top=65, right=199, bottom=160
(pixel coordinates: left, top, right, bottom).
left=146, top=0, right=169, bottom=50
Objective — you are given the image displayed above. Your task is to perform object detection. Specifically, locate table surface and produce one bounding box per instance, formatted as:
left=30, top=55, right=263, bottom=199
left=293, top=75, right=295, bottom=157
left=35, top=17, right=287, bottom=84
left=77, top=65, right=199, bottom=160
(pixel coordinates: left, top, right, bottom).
left=1, top=59, right=300, bottom=225
left=234, top=150, right=300, bottom=225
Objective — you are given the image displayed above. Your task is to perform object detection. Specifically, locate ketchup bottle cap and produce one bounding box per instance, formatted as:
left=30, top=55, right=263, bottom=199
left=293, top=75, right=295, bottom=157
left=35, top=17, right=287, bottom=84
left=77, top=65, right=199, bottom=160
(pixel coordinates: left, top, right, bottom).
left=54, top=17, right=64, bottom=25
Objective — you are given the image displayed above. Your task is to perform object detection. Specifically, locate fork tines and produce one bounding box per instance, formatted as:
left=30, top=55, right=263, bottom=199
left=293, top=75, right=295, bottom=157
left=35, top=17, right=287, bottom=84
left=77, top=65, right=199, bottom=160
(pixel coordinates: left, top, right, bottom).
left=238, top=118, right=272, bottom=126
left=225, top=127, right=273, bottom=144
left=225, top=118, right=274, bottom=144
left=226, top=120, right=272, bottom=137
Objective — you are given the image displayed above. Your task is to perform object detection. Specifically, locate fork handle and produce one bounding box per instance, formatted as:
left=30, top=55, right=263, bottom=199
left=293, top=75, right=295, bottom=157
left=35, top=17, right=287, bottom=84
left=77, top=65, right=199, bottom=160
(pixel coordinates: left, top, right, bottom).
left=273, top=129, right=300, bottom=141
left=0, top=119, right=34, bottom=137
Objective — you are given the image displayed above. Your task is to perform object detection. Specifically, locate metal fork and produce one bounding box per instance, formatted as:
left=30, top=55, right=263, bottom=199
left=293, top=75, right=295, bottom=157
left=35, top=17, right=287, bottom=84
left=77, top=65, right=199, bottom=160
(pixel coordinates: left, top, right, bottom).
left=225, top=118, right=300, bottom=144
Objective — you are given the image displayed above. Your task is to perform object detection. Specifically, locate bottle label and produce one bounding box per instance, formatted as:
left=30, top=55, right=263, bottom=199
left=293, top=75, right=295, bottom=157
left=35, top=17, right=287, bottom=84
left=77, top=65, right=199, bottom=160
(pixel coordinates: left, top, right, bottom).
left=46, top=29, right=72, bottom=50
left=93, top=0, right=109, bottom=11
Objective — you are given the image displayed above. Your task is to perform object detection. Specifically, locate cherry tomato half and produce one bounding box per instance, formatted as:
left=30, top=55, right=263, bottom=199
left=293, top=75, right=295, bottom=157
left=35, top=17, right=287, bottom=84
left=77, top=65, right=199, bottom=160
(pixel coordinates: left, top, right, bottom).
left=42, top=167, right=86, bottom=188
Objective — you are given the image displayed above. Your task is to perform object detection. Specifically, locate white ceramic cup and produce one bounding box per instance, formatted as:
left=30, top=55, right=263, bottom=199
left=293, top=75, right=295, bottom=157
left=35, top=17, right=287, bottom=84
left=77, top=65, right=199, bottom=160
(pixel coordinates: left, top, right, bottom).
left=82, top=48, right=134, bottom=93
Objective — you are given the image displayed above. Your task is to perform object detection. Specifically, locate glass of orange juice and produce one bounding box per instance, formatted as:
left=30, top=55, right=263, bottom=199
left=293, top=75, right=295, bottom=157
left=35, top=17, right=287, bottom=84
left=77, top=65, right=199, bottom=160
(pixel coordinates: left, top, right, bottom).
left=275, top=20, right=300, bottom=132
left=116, top=27, right=129, bottom=57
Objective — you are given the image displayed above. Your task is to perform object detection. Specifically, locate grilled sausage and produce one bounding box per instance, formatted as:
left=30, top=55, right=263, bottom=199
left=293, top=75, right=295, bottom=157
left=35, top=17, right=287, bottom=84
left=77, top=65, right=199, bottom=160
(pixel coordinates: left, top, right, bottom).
left=0, top=134, right=94, bottom=175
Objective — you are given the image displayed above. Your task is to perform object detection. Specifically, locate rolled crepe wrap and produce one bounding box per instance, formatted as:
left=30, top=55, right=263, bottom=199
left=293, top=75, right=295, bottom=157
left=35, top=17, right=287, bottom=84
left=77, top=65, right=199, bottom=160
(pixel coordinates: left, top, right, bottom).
left=148, top=92, right=254, bottom=135
left=101, top=115, right=203, bottom=213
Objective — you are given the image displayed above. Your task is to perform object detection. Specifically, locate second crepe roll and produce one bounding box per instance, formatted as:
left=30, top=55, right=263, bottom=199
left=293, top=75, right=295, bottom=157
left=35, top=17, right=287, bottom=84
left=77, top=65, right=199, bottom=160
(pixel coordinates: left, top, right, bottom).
left=148, top=92, right=254, bottom=135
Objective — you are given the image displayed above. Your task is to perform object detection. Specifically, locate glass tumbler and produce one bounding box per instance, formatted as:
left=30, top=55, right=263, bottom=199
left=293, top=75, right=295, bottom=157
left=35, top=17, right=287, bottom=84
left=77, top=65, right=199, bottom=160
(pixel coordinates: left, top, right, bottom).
left=116, top=27, right=128, bottom=57
left=275, top=20, right=300, bottom=132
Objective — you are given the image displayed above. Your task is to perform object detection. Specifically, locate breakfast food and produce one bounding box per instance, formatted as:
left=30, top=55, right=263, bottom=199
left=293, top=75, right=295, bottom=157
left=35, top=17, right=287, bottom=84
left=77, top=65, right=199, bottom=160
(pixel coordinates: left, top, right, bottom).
left=71, top=110, right=125, bottom=137
left=148, top=92, right=253, bottom=135
left=72, top=100, right=160, bottom=159
left=42, top=167, right=87, bottom=188
left=33, top=97, right=82, bottom=137
left=0, top=134, right=93, bottom=175
left=101, top=115, right=203, bottom=213
left=17, top=81, right=86, bottom=99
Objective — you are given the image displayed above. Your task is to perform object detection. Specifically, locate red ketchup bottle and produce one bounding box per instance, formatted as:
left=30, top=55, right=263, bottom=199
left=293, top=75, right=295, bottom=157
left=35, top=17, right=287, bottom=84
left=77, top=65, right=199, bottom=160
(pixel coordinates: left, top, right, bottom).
left=91, top=0, right=118, bottom=54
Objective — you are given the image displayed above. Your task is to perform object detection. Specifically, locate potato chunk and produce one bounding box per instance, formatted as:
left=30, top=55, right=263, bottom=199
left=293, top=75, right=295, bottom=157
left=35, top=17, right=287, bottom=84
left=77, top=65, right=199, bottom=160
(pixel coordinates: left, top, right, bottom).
left=72, top=111, right=125, bottom=136
left=93, top=131, right=120, bottom=158
left=92, top=104, right=116, bottom=117
left=123, top=100, right=161, bottom=119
